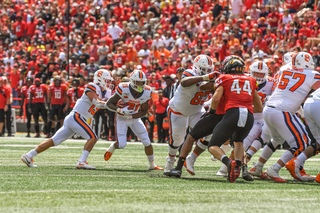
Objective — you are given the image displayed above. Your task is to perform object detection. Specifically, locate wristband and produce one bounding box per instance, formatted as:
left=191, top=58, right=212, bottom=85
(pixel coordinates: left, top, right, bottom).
left=209, top=108, right=216, bottom=114
left=202, top=75, right=209, bottom=81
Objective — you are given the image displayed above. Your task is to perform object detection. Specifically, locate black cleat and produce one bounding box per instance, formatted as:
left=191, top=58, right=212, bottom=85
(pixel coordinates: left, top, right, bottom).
left=26, top=134, right=30, bottom=138
left=242, top=163, right=254, bottom=181
left=227, top=160, right=237, bottom=183
left=7, top=134, right=14, bottom=137
left=169, top=168, right=182, bottom=178
left=34, top=133, right=40, bottom=138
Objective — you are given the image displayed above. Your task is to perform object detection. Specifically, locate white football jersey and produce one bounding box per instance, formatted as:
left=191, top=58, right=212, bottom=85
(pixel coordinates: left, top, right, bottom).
left=267, top=66, right=320, bottom=114
left=310, top=87, right=320, bottom=100
left=73, top=82, right=108, bottom=120
left=169, top=69, right=210, bottom=116
left=116, top=82, right=152, bottom=113
left=255, top=77, right=274, bottom=120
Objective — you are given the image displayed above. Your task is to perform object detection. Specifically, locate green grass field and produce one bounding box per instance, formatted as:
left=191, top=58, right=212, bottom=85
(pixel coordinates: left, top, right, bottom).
left=0, top=137, right=320, bottom=213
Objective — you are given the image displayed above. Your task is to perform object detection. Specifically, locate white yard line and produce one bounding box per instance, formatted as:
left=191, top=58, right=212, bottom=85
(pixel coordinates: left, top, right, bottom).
left=0, top=189, right=319, bottom=194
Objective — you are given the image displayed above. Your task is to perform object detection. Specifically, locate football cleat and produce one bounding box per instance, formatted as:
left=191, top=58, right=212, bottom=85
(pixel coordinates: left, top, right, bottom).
left=169, top=168, right=182, bottom=178
left=315, top=173, right=320, bottom=183
left=285, top=159, right=302, bottom=181
left=265, top=167, right=287, bottom=183
left=26, top=134, right=30, bottom=138
left=104, top=151, right=112, bottom=161
left=217, top=164, right=227, bottom=177
left=76, top=161, right=96, bottom=170
left=148, top=165, right=164, bottom=170
left=34, top=133, right=40, bottom=138
left=242, top=163, right=254, bottom=181
left=227, top=160, right=237, bottom=183
left=249, top=167, right=268, bottom=180
left=300, top=168, right=315, bottom=182
left=164, top=156, right=175, bottom=176
left=21, top=154, right=37, bottom=168
left=185, top=155, right=195, bottom=175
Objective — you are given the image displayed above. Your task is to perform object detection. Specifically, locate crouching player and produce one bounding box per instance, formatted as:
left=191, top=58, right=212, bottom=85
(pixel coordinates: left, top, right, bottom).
left=104, top=70, right=163, bottom=170
left=21, top=70, right=113, bottom=169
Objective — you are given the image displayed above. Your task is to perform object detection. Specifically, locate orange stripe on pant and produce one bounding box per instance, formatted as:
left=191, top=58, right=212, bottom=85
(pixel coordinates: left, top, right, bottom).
left=168, top=108, right=174, bottom=146
left=284, top=112, right=304, bottom=155
left=75, top=113, right=96, bottom=139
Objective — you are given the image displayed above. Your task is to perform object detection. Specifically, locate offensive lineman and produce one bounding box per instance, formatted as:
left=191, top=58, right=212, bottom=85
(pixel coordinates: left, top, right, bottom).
left=164, top=55, right=218, bottom=175
left=21, top=70, right=113, bottom=169
left=250, top=52, right=320, bottom=182
left=104, top=70, right=163, bottom=170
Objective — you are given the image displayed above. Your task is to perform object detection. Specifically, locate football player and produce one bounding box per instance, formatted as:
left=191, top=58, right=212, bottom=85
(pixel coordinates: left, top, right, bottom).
left=20, top=77, right=34, bottom=137
left=47, top=76, right=68, bottom=137
left=250, top=52, right=320, bottom=183
left=21, top=70, right=113, bottom=169
left=104, top=70, right=163, bottom=170
left=29, top=78, right=48, bottom=137
left=208, top=59, right=263, bottom=182
left=167, top=56, right=243, bottom=178
left=65, top=78, right=84, bottom=114
left=164, top=55, right=218, bottom=175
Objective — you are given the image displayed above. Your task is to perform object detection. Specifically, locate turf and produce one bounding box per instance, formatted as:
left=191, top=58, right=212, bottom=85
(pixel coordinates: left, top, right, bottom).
left=0, top=137, right=320, bottom=213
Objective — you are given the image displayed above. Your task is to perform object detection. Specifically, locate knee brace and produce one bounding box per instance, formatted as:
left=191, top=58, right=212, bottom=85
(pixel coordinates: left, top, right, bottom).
left=196, top=139, right=208, bottom=151
left=169, top=142, right=180, bottom=149
left=267, top=141, right=277, bottom=152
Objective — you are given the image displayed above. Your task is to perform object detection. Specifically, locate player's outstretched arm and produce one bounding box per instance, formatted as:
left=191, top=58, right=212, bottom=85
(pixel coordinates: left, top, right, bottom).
left=253, top=90, right=263, bottom=113
left=180, top=76, right=204, bottom=87
left=200, top=81, right=215, bottom=91
left=210, top=86, right=223, bottom=110
left=131, top=101, right=149, bottom=119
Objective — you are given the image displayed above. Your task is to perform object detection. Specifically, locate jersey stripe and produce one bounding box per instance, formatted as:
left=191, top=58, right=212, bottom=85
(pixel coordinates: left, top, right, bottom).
left=314, top=74, right=320, bottom=80
left=86, top=85, right=96, bottom=92
left=116, top=87, right=123, bottom=95
left=182, top=71, right=195, bottom=77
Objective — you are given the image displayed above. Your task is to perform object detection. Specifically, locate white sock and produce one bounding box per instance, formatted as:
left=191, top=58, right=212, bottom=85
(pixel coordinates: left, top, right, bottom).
left=272, top=162, right=282, bottom=172
left=260, top=145, right=274, bottom=161
left=147, top=154, right=154, bottom=162
left=108, top=143, right=116, bottom=153
left=79, top=150, right=90, bottom=162
left=246, top=150, right=255, bottom=157
left=221, top=144, right=231, bottom=153
left=26, top=149, right=38, bottom=158
left=251, top=139, right=263, bottom=152
left=168, top=146, right=178, bottom=157
left=190, top=151, right=198, bottom=161
left=280, top=150, right=294, bottom=165
left=296, top=152, right=307, bottom=167
left=256, top=161, right=264, bottom=168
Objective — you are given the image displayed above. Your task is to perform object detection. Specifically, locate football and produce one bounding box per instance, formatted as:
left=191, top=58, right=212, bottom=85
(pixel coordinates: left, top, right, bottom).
left=116, top=99, right=128, bottom=108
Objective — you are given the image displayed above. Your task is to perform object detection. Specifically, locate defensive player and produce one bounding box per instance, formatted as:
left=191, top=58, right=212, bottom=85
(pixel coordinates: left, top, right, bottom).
left=66, top=78, right=84, bottom=114
left=250, top=52, right=320, bottom=183
left=104, top=70, right=163, bottom=170
left=29, top=78, right=48, bottom=137
left=285, top=87, right=320, bottom=182
left=47, top=76, right=68, bottom=137
left=21, top=70, right=113, bottom=169
left=20, top=77, right=34, bottom=137
left=208, top=59, right=263, bottom=183
left=164, top=55, right=218, bottom=175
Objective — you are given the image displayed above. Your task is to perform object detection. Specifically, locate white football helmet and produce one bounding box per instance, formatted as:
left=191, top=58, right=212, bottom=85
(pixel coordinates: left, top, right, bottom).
left=249, top=61, right=268, bottom=84
left=130, top=70, right=147, bottom=93
left=292, top=52, right=315, bottom=70
left=193, top=54, right=214, bottom=75
left=283, top=52, right=295, bottom=65
left=94, top=69, right=113, bottom=90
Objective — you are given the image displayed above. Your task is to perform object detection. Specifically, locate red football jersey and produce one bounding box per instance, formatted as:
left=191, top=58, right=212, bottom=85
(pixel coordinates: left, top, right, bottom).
left=67, top=87, right=84, bottom=108
left=114, top=53, right=127, bottom=67
left=29, top=84, right=47, bottom=103
left=49, top=84, right=68, bottom=105
left=215, top=74, right=257, bottom=114
left=215, top=96, right=226, bottom=115
left=21, top=86, right=32, bottom=102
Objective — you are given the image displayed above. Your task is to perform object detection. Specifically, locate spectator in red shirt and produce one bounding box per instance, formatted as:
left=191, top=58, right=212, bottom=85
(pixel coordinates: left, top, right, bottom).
left=0, top=77, right=10, bottom=136
left=267, top=6, right=280, bottom=28
left=299, top=22, right=312, bottom=37
left=153, top=88, right=169, bottom=143
left=253, top=33, right=268, bottom=53
left=14, top=15, right=26, bottom=41
left=9, top=64, right=20, bottom=106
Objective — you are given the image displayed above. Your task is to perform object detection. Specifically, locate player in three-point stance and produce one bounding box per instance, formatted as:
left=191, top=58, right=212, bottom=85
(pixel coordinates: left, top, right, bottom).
left=21, top=70, right=113, bottom=169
